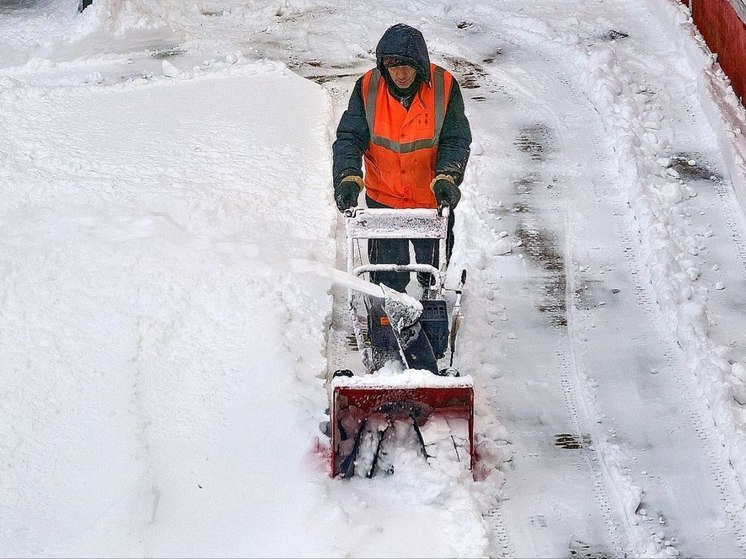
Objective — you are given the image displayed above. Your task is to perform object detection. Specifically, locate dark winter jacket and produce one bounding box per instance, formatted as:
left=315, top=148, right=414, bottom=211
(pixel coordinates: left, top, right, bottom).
left=332, top=24, right=472, bottom=197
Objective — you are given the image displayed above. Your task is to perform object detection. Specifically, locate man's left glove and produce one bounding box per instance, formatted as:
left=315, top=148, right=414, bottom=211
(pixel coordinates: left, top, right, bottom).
left=334, top=176, right=363, bottom=213
left=431, top=175, right=461, bottom=209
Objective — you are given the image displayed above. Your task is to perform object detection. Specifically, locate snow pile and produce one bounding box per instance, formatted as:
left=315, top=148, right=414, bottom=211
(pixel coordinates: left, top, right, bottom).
left=0, top=61, right=340, bottom=556
left=74, top=0, right=211, bottom=34
left=651, top=0, right=746, bottom=210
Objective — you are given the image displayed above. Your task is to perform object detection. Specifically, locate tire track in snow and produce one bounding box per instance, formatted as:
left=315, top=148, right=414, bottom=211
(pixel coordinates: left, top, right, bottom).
left=484, top=502, right=515, bottom=558
left=556, top=313, right=625, bottom=557
left=555, top=342, right=625, bottom=557
left=712, top=178, right=746, bottom=272
left=496, top=32, right=644, bottom=555
left=617, top=220, right=746, bottom=553
left=520, top=187, right=625, bottom=556
left=566, top=180, right=680, bottom=556
left=468, top=75, right=626, bottom=552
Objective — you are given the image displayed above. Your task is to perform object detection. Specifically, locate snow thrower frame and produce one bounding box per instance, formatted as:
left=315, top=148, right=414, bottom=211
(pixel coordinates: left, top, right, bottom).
left=330, top=207, right=474, bottom=478
left=345, top=207, right=448, bottom=371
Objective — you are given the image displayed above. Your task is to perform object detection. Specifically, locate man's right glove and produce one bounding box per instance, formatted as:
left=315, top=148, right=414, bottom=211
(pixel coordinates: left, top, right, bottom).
left=334, top=176, right=362, bottom=213
left=431, top=175, right=461, bottom=209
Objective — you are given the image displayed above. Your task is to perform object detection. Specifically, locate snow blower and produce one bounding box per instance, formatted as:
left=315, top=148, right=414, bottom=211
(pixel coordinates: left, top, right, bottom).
left=330, top=207, right=474, bottom=478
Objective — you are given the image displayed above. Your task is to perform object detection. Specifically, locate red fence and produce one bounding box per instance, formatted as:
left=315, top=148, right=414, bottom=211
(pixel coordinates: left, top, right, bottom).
left=683, top=0, right=746, bottom=104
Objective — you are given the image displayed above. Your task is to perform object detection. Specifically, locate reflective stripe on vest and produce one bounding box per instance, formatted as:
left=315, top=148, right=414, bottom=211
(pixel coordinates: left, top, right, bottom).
left=364, top=65, right=448, bottom=153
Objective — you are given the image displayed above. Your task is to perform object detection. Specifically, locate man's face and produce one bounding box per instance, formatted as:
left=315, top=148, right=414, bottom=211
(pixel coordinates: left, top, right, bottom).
left=387, top=64, right=417, bottom=89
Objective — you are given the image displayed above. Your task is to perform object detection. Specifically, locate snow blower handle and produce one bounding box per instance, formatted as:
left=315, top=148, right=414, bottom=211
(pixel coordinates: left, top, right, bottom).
left=449, top=269, right=467, bottom=367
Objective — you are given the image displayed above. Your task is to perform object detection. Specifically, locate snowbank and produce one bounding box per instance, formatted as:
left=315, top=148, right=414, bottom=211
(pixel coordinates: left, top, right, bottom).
left=0, top=62, right=338, bottom=556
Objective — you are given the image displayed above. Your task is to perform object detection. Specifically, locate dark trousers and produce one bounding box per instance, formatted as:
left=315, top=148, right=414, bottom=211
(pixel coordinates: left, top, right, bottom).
left=366, top=195, right=455, bottom=292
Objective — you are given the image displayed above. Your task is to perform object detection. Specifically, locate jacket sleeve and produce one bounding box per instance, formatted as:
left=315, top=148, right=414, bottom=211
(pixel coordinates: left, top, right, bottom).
left=332, top=78, right=369, bottom=187
left=436, top=80, right=472, bottom=186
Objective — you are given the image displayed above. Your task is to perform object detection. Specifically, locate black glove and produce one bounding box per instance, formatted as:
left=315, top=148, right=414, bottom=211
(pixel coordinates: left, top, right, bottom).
left=432, top=178, right=461, bottom=209
left=334, top=180, right=360, bottom=213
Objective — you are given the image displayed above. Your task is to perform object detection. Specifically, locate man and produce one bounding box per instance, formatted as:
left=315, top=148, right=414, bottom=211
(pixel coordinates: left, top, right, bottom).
left=332, top=23, right=472, bottom=293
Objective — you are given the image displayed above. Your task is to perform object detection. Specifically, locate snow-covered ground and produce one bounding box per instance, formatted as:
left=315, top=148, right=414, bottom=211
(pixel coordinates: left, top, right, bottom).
left=3, top=0, right=746, bottom=557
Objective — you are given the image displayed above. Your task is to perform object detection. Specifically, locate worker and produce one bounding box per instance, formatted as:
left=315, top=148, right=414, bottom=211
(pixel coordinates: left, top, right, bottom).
left=332, top=23, right=472, bottom=293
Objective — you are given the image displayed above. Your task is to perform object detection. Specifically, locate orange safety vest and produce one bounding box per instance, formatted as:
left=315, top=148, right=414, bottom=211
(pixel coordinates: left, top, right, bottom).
left=362, top=64, right=453, bottom=208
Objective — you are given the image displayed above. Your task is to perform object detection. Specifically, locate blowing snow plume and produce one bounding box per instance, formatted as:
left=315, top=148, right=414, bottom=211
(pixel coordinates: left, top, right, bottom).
left=289, top=259, right=423, bottom=332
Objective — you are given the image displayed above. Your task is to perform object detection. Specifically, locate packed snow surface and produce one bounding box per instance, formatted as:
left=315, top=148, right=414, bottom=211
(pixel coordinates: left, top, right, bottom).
left=3, top=0, right=746, bottom=557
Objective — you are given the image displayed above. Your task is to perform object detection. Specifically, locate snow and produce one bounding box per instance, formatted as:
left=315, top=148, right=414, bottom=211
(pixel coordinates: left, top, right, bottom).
left=333, top=367, right=473, bottom=389
left=4, top=0, right=746, bottom=557
left=1, top=58, right=335, bottom=557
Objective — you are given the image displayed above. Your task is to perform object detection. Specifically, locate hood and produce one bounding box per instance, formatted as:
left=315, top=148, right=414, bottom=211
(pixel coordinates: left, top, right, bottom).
left=375, top=24, right=431, bottom=85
